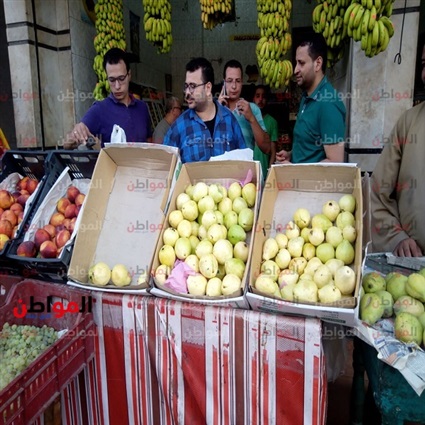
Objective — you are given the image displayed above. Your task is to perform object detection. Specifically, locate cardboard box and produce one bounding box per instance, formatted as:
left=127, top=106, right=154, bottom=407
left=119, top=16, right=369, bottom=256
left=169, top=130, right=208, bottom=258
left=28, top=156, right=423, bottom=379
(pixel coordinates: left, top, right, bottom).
left=246, top=163, right=363, bottom=326
left=150, top=160, right=261, bottom=308
left=67, top=144, right=179, bottom=293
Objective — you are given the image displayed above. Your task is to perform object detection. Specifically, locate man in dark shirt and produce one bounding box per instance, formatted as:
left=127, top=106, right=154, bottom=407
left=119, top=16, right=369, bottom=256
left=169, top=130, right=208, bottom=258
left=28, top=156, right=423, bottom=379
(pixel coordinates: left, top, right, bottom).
left=64, top=48, right=151, bottom=149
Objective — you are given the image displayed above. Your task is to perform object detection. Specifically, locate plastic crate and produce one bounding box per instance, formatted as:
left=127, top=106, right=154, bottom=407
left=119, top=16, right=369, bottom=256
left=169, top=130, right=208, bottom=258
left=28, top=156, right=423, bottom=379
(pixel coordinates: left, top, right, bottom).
left=5, top=150, right=99, bottom=282
left=0, top=151, right=48, bottom=263
left=0, top=279, right=95, bottom=425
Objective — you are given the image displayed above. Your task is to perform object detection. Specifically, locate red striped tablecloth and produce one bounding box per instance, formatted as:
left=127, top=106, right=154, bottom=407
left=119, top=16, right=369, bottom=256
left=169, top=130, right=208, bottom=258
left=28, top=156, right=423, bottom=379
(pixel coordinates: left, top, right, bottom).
left=91, top=294, right=327, bottom=425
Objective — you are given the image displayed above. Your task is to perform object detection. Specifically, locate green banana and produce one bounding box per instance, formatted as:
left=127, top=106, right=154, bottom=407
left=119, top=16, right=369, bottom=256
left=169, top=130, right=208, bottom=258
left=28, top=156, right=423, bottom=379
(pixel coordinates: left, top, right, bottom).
left=361, top=9, right=370, bottom=35
left=380, top=16, right=394, bottom=37
left=344, top=2, right=357, bottom=26
left=353, top=6, right=365, bottom=29
left=371, top=20, right=379, bottom=47
left=313, top=4, right=323, bottom=23
left=361, top=33, right=368, bottom=50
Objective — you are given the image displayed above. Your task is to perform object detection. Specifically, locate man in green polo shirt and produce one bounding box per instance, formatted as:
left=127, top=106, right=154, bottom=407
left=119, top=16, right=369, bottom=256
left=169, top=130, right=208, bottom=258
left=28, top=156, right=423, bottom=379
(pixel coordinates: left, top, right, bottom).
left=276, top=34, right=346, bottom=164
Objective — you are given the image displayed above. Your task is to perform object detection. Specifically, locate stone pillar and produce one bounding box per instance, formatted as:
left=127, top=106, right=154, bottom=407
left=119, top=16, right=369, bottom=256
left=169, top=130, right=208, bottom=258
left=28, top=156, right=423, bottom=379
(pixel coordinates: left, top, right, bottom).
left=4, top=0, right=74, bottom=148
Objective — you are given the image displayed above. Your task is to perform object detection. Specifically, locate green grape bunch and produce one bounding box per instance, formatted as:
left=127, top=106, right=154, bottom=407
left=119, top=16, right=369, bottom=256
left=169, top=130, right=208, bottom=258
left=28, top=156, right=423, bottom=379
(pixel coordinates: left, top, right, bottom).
left=0, top=322, right=58, bottom=390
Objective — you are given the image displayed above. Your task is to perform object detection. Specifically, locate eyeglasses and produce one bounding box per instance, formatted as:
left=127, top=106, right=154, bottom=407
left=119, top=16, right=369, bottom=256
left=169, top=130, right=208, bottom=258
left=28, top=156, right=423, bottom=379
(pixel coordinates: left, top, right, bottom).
left=107, top=73, right=128, bottom=84
left=183, top=82, right=207, bottom=93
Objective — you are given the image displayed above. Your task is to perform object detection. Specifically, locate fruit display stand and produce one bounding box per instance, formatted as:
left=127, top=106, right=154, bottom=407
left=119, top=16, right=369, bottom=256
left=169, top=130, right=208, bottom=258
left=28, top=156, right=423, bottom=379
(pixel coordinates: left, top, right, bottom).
left=67, top=144, right=180, bottom=293
left=6, top=150, right=99, bottom=282
left=90, top=291, right=327, bottom=425
left=246, top=163, right=363, bottom=326
left=0, top=275, right=99, bottom=424
left=149, top=160, right=261, bottom=308
left=0, top=150, right=48, bottom=264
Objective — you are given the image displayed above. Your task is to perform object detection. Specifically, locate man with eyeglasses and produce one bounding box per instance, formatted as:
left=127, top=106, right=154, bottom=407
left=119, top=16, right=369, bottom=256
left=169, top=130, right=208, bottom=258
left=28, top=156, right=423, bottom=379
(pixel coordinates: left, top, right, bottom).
left=64, top=48, right=151, bottom=149
left=152, top=96, right=182, bottom=144
left=219, top=59, right=271, bottom=179
left=163, top=57, right=246, bottom=163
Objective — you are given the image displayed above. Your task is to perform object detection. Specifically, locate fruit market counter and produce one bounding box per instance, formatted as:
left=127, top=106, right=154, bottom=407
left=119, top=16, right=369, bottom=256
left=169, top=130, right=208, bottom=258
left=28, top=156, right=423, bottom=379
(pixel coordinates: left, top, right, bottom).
left=91, top=292, right=327, bottom=425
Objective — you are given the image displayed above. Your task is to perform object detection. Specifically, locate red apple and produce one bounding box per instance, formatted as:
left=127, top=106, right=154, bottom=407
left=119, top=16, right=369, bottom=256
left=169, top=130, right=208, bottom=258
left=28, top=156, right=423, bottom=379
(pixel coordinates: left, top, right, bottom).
left=69, top=217, right=77, bottom=233
left=39, top=240, right=58, bottom=258
left=1, top=210, right=17, bottom=227
left=10, top=203, right=23, bottom=216
left=26, top=179, right=38, bottom=194
left=16, top=193, right=30, bottom=207
left=17, top=211, right=24, bottom=224
left=0, top=190, right=14, bottom=209
left=75, top=193, right=85, bottom=207
left=43, top=224, right=56, bottom=239
left=56, top=197, right=71, bottom=214
left=0, top=234, right=9, bottom=250
left=34, top=228, right=51, bottom=249
left=17, top=176, right=29, bottom=191
left=17, top=240, right=37, bottom=257
left=0, top=220, right=13, bottom=238
left=64, top=203, right=78, bottom=219
left=49, top=212, right=65, bottom=227
left=67, top=185, right=80, bottom=203
left=55, top=229, right=70, bottom=248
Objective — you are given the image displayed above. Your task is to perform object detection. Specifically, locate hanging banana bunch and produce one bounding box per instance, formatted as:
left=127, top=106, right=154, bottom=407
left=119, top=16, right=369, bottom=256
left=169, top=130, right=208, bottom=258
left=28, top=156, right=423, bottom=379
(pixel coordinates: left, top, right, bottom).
left=199, top=0, right=233, bottom=30
left=93, top=0, right=127, bottom=100
left=256, top=0, right=293, bottom=90
left=312, top=0, right=351, bottom=68
left=343, top=0, right=395, bottom=58
left=143, top=0, right=173, bottom=54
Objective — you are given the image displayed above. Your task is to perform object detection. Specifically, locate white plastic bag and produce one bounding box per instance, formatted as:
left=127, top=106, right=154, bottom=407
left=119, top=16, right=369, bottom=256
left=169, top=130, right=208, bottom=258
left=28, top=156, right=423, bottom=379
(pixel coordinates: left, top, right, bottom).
left=110, top=125, right=127, bottom=144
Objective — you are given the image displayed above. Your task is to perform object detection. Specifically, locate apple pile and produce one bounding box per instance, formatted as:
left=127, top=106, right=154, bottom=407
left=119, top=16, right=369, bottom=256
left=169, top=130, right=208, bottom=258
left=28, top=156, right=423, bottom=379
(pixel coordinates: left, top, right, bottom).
left=154, top=181, right=257, bottom=297
left=87, top=262, right=132, bottom=287
left=360, top=269, right=425, bottom=347
left=16, top=185, right=85, bottom=259
left=0, top=176, right=39, bottom=250
left=254, top=194, right=358, bottom=304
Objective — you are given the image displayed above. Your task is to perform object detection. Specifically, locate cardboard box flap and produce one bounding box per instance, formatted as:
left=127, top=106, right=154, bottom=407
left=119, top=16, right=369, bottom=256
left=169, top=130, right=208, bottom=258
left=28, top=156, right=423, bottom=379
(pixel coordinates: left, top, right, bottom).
left=183, top=160, right=258, bottom=185
left=270, top=164, right=360, bottom=193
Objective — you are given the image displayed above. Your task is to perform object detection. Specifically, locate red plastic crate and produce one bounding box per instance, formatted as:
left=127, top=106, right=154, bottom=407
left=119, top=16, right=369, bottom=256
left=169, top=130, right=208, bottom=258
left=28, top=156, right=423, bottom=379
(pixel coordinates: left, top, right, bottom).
left=0, top=279, right=95, bottom=425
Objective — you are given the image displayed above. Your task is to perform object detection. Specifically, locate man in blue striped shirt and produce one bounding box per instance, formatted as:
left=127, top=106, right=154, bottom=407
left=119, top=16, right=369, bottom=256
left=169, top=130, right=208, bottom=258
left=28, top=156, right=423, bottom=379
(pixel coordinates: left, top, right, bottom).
left=163, top=57, right=246, bottom=163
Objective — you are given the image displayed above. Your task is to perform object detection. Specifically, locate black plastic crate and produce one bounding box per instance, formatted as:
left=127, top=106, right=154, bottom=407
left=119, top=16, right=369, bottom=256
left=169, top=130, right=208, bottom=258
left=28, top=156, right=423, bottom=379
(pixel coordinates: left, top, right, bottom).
left=5, top=150, right=99, bottom=282
left=0, top=150, right=48, bottom=259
